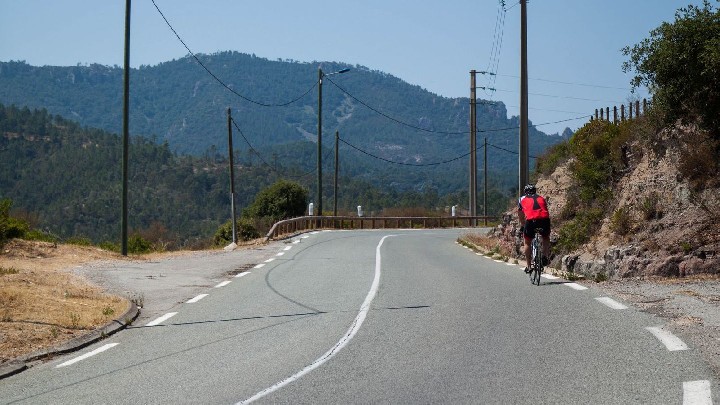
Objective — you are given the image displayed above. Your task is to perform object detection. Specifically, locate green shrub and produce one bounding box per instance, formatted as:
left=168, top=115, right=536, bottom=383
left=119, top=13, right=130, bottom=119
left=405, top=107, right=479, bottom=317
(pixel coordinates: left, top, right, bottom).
left=610, top=207, right=632, bottom=236
left=127, top=234, right=152, bottom=254
left=535, top=140, right=571, bottom=176
left=242, top=180, right=308, bottom=222
left=66, top=236, right=93, bottom=246
left=640, top=192, right=662, bottom=220
left=556, top=208, right=604, bottom=253
left=24, top=229, right=57, bottom=243
left=213, top=218, right=260, bottom=246
left=99, top=241, right=120, bottom=253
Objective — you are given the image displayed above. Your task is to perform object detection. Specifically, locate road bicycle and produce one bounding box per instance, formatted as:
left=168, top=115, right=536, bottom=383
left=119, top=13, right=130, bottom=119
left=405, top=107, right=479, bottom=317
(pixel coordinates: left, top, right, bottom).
left=529, top=228, right=544, bottom=286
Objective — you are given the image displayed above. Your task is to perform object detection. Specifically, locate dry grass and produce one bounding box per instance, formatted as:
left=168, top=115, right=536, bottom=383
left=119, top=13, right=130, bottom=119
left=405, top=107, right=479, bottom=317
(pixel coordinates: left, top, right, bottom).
left=0, top=240, right=130, bottom=363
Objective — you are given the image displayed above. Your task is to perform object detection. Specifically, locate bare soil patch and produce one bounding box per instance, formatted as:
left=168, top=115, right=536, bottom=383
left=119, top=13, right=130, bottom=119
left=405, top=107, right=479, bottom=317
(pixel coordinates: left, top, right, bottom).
left=0, top=240, right=132, bottom=364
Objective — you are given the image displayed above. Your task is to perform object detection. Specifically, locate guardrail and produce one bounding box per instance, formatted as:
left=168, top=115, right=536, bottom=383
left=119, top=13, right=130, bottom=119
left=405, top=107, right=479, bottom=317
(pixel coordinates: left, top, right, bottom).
left=265, top=215, right=498, bottom=241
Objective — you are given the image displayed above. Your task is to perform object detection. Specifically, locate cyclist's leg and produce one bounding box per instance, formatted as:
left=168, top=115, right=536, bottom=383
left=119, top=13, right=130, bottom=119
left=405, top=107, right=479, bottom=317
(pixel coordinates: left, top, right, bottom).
left=523, top=236, right=532, bottom=271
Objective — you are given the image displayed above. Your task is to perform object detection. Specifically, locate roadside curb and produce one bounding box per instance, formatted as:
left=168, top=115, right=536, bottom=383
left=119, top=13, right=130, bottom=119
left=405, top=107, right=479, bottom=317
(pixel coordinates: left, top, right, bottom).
left=0, top=302, right=140, bottom=380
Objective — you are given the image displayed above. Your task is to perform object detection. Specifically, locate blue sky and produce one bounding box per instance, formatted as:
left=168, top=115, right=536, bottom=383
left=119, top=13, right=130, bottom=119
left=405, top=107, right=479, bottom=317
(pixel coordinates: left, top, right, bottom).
left=0, top=0, right=706, bottom=136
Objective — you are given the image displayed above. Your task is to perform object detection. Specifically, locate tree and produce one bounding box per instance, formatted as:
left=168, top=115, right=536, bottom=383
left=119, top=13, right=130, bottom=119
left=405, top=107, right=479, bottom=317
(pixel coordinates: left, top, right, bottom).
left=622, top=1, right=720, bottom=138
left=242, top=180, right=308, bottom=222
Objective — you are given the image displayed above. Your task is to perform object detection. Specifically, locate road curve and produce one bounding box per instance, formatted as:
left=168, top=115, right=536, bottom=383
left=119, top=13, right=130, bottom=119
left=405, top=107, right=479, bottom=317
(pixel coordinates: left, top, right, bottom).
left=0, top=229, right=716, bottom=404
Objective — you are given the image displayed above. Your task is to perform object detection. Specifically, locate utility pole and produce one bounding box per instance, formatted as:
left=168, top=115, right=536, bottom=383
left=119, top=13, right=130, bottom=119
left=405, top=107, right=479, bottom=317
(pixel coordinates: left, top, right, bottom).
left=227, top=108, right=237, bottom=244
left=121, top=0, right=131, bottom=256
left=519, top=0, right=529, bottom=196
left=484, top=136, right=488, bottom=226
left=317, top=68, right=323, bottom=219
left=334, top=130, right=339, bottom=217
left=469, top=70, right=477, bottom=223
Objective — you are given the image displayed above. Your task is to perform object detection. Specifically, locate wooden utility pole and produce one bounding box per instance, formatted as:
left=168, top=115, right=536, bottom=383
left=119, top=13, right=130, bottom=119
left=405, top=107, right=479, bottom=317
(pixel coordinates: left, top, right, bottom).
left=227, top=108, right=237, bottom=244
left=121, top=0, right=131, bottom=256
left=469, top=70, right=477, bottom=222
left=519, top=0, right=529, bottom=195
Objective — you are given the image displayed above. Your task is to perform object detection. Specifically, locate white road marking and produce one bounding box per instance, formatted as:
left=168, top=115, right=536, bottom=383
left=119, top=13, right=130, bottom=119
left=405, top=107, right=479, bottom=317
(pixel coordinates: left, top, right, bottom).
left=494, top=260, right=505, bottom=263
left=283, top=246, right=292, bottom=251
left=564, top=282, right=588, bottom=291
left=235, top=272, right=250, bottom=278
left=56, top=343, right=118, bottom=368
left=310, top=231, right=319, bottom=235
left=506, top=263, right=517, bottom=266
left=646, top=326, right=689, bottom=351
left=215, top=280, right=232, bottom=288
left=541, top=274, right=559, bottom=279
left=476, top=253, right=483, bottom=256
left=595, top=297, right=628, bottom=310
left=292, top=240, right=301, bottom=244
left=146, top=312, right=178, bottom=326
left=264, top=258, right=275, bottom=263
left=239, top=235, right=393, bottom=404
left=276, top=252, right=285, bottom=256
left=253, top=263, right=265, bottom=269
left=301, top=235, right=309, bottom=239
left=683, top=380, right=713, bottom=405
left=186, top=294, right=209, bottom=303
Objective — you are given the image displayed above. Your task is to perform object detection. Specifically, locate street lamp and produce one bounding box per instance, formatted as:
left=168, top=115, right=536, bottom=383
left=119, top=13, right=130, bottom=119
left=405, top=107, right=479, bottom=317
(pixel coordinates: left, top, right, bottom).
left=317, top=67, right=350, bottom=218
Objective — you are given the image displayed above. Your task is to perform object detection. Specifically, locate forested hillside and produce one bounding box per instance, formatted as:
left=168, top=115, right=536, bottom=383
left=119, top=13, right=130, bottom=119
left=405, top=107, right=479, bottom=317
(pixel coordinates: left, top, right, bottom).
left=0, top=53, right=569, bottom=195
left=0, top=104, right=511, bottom=246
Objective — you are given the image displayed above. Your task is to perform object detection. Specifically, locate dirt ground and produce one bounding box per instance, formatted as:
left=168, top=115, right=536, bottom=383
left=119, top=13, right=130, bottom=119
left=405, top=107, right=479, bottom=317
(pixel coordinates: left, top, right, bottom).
left=0, top=239, right=207, bottom=365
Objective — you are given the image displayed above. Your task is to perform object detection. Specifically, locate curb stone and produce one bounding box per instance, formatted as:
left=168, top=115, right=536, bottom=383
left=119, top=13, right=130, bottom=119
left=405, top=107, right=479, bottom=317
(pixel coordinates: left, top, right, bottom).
left=0, top=302, right=140, bottom=379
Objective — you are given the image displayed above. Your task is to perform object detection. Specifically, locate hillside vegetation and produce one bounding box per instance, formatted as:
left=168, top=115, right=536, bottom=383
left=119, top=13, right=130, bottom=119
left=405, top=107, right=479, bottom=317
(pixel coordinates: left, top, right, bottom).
left=0, top=52, right=568, bottom=195
left=480, top=2, right=720, bottom=279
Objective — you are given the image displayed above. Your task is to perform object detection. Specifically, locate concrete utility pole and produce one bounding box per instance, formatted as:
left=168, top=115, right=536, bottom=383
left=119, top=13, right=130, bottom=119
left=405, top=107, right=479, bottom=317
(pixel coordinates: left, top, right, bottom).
left=334, top=130, right=339, bottom=217
left=519, top=0, right=529, bottom=196
left=121, top=0, right=131, bottom=256
left=469, top=70, right=477, bottom=222
left=317, top=68, right=324, bottom=218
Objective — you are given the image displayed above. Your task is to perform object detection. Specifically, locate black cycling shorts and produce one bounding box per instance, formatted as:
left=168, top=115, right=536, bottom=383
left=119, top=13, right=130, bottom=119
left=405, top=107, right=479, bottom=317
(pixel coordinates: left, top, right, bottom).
left=524, top=218, right=551, bottom=239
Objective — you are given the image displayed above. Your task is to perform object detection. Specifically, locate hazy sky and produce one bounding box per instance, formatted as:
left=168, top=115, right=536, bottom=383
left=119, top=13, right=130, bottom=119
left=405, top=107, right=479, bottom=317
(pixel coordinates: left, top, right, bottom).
left=0, top=0, right=706, bottom=136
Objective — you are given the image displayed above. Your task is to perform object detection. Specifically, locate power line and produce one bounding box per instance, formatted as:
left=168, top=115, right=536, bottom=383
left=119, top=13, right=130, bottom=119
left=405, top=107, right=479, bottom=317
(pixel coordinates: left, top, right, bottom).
left=494, top=73, right=632, bottom=90
left=231, top=117, right=321, bottom=180
left=493, top=88, right=624, bottom=103
left=150, top=0, right=317, bottom=107
left=325, top=76, right=467, bottom=135
left=339, top=137, right=483, bottom=167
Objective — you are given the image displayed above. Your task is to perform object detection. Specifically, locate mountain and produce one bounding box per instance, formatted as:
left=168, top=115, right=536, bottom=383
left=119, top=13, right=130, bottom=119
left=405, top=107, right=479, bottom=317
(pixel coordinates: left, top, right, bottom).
left=0, top=53, right=570, bottom=195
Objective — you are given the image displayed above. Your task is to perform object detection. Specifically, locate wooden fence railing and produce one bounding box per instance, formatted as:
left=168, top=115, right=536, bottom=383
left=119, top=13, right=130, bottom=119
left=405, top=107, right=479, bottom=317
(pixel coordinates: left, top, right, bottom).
left=265, top=215, right=498, bottom=241
left=590, top=98, right=650, bottom=124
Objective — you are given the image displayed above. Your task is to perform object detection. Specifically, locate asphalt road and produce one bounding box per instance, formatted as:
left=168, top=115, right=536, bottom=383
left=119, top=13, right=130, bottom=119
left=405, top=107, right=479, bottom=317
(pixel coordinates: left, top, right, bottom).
left=0, top=229, right=716, bottom=404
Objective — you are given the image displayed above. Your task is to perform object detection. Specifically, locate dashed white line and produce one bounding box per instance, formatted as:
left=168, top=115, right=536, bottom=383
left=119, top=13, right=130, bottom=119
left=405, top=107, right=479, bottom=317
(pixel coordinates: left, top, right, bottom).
left=56, top=343, right=118, bottom=368
left=276, top=252, right=285, bottom=256
left=506, top=262, right=517, bottom=266
left=292, top=240, right=301, bottom=244
left=264, top=258, right=275, bottom=263
left=595, top=297, right=628, bottom=310
left=283, top=246, right=292, bottom=251
left=215, top=280, right=232, bottom=288
left=646, top=326, right=689, bottom=351
left=301, top=235, right=309, bottom=239
left=310, top=231, right=319, bottom=235
left=235, top=272, right=250, bottom=278
left=253, top=263, right=266, bottom=269
left=186, top=294, right=209, bottom=303
left=541, top=274, right=559, bottom=279
left=146, top=312, right=177, bottom=327
left=564, top=282, right=588, bottom=291
left=683, top=380, right=713, bottom=405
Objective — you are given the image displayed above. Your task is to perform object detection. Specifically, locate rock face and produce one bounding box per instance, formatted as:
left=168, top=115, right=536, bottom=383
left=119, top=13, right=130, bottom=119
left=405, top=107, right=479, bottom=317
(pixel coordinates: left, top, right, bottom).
left=491, top=124, right=720, bottom=279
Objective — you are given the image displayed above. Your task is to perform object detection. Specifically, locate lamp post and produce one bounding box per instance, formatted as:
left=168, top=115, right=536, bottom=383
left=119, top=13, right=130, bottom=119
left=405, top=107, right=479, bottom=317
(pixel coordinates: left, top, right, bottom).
left=317, top=67, right=350, bottom=218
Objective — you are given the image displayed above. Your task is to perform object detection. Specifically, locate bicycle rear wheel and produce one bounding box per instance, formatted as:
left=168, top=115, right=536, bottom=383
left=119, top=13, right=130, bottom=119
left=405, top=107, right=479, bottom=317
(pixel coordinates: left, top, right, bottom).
left=532, top=237, right=543, bottom=285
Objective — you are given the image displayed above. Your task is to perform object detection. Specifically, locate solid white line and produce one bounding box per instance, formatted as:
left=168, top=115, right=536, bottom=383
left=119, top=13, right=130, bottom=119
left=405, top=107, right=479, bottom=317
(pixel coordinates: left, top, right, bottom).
left=283, top=246, right=292, bottom=251
left=215, top=280, right=232, bottom=288
left=264, top=258, right=275, bottom=263
left=239, top=235, right=393, bottom=404
left=186, top=294, right=209, bottom=303
left=56, top=343, right=119, bottom=368
left=235, top=272, right=250, bottom=278
left=595, top=297, right=628, bottom=310
left=253, top=263, right=265, bottom=269
left=146, top=312, right=178, bottom=327
left=564, top=282, right=588, bottom=290
left=683, top=380, right=713, bottom=405
left=541, top=274, right=559, bottom=279
left=646, top=326, right=689, bottom=351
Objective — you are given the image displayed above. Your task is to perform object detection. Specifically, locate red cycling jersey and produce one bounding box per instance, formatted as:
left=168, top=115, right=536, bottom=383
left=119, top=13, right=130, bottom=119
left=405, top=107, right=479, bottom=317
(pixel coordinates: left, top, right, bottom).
left=518, top=194, right=550, bottom=220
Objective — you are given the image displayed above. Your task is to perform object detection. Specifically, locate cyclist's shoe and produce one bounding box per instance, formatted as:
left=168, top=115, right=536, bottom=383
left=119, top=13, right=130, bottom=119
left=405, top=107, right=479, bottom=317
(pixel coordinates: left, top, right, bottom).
left=524, top=266, right=531, bottom=274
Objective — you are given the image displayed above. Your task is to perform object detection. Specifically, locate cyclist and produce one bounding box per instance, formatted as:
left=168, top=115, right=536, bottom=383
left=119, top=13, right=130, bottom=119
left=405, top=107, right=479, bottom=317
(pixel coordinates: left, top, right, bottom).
left=517, top=184, right=551, bottom=274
